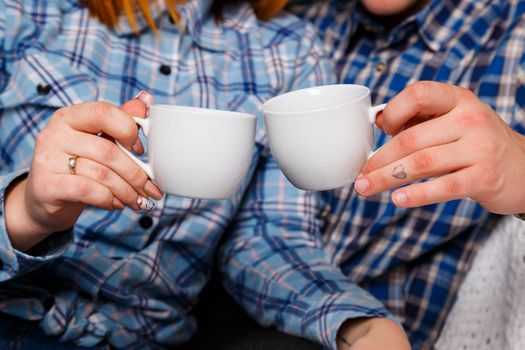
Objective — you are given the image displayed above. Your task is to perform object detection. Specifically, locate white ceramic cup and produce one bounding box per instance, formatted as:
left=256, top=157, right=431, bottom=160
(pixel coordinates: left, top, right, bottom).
left=262, top=84, right=385, bottom=191
left=117, top=104, right=256, bottom=199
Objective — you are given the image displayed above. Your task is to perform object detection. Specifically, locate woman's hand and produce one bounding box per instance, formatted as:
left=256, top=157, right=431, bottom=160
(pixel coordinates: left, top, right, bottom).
left=5, top=92, right=163, bottom=251
left=354, top=81, right=525, bottom=214
left=337, top=317, right=411, bottom=350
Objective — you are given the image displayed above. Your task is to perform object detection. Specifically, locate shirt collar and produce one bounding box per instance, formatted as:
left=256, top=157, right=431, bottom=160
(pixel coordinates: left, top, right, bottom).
left=112, top=0, right=258, bottom=52
left=350, top=0, right=496, bottom=52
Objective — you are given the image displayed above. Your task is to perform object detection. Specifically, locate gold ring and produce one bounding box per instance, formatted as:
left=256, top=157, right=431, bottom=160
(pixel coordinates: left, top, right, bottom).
left=68, top=155, right=79, bottom=175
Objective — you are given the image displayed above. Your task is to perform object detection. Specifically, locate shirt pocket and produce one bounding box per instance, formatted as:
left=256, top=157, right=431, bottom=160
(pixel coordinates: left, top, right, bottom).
left=0, top=52, right=99, bottom=109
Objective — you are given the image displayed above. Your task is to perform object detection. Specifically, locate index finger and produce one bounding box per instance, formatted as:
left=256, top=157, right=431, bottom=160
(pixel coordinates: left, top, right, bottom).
left=382, top=81, right=459, bottom=135
left=55, top=101, right=139, bottom=149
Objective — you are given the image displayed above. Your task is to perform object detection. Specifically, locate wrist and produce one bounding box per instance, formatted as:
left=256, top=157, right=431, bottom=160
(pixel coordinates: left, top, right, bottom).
left=337, top=317, right=376, bottom=347
left=5, top=177, right=53, bottom=251
left=337, top=317, right=410, bottom=350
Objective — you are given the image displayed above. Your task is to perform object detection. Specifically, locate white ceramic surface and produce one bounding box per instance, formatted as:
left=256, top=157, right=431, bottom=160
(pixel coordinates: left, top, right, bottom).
left=262, top=84, right=385, bottom=191
left=117, top=104, right=256, bottom=199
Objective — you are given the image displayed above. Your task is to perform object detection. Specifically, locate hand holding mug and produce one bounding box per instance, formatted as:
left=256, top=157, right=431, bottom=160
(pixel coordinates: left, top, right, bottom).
left=355, top=81, right=525, bottom=215
left=5, top=93, right=163, bottom=251
left=116, top=104, right=256, bottom=200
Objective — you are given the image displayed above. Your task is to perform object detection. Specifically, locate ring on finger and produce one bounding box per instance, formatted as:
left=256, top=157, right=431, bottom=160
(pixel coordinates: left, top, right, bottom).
left=68, top=155, right=79, bottom=175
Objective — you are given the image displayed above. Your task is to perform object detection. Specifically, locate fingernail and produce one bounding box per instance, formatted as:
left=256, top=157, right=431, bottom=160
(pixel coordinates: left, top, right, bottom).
left=132, top=137, right=143, bottom=154
left=137, top=196, right=155, bottom=211
left=393, top=191, right=407, bottom=206
left=134, top=90, right=153, bottom=107
left=113, top=198, right=125, bottom=210
left=144, top=180, right=163, bottom=200
left=354, top=176, right=369, bottom=194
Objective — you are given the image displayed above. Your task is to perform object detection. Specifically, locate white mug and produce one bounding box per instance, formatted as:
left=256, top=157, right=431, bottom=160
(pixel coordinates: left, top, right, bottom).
left=262, top=84, right=385, bottom=191
left=117, top=104, right=256, bottom=199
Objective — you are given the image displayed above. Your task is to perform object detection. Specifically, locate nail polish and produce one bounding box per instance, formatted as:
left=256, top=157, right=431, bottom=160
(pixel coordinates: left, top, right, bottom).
left=134, top=90, right=153, bottom=107
left=137, top=196, right=155, bottom=211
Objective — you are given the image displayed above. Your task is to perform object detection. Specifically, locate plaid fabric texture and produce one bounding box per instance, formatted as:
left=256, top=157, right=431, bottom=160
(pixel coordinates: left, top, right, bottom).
left=0, top=0, right=383, bottom=349
left=285, top=0, right=525, bottom=348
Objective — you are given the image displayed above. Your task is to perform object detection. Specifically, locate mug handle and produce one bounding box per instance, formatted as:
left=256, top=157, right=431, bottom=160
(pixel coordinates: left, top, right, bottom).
left=368, top=103, right=387, bottom=158
left=115, top=117, right=155, bottom=180
left=369, top=103, right=387, bottom=124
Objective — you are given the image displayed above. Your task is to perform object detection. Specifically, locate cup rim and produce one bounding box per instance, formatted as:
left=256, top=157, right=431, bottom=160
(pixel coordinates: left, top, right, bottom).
left=151, top=104, right=256, bottom=120
left=262, top=84, right=370, bottom=116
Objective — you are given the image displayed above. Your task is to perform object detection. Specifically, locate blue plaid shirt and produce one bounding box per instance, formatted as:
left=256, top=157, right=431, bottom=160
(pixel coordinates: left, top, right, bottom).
left=283, top=0, right=525, bottom=348
left=0, top=0, right=396, bottom=349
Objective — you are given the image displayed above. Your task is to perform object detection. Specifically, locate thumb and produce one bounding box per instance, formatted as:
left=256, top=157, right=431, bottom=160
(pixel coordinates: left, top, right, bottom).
left=121, top=90, right=153, bottom=118
left=120, top=90, right=153, bottom=154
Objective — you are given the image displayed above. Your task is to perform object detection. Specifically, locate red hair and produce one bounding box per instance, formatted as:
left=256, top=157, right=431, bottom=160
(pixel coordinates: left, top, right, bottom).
left=81, top=0, right=289, bottom=31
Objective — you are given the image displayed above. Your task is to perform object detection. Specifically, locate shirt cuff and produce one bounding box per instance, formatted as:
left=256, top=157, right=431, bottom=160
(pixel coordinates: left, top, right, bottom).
left=0, top=169, right=72, bottom=281
left=299, top=284, right=397, bottom=350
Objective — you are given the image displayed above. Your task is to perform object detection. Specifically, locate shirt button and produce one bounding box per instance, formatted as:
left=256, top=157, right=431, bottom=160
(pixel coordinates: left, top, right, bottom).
left=320, top=207, right=330, bottom=219
left=375, top=61, right=387, bottom=73
left=159, top=64, right=172, bottom=76
left=37, top=83, right=51, bottom=95
left=139, top=215, right=154, bottom=229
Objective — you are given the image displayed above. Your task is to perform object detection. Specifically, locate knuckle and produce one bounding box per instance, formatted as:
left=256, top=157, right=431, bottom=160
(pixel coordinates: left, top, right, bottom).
left=129, top=165, right=147, bottom=186
left=412, top=151, right=434, bottom=173
left=97, top=140, right=117, bottom=160
left=458, top=111, right=489, bottom=128
left=377, top=169, right=393, bottom=189
left=74, top=180, right=93, bottom=198
left=94, top=164, right=111, bottom=182
left=121, top=186, right=138, bottom=205
left=93, top=101, right=113, bottom=120
left=410, top=81, right=432, bottom=107
left=395, top=130, right=418, bottom=153
left=444, top=177, right=464, bottom=197
left=122, top=120, right=138, bottom=139
left=458, top=86, right=476, bottom=100
left=50, top=107, right=67, bottom=123
left=35, top=129, right=53, bottom=148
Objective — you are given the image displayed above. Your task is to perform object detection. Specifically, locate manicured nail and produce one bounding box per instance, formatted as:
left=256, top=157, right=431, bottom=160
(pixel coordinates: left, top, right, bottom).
left=393, top=191, right=407, bottom=206
left=137, top=196, right=155, bottom=211
left=144, top=180, right=164, bottom=200
left=132, top=137, right=143, bottom=154
left=134, top=90, right=153, bottom=107
left=354, top=176, right=369, bottom=194
left=113, top=198, right=125, bottom=210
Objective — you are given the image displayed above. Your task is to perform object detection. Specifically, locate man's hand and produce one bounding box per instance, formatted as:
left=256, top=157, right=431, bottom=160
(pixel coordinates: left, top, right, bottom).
left=337, top=318, right=411, bottom=350
left=354, top=81, right=525, bottom=214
